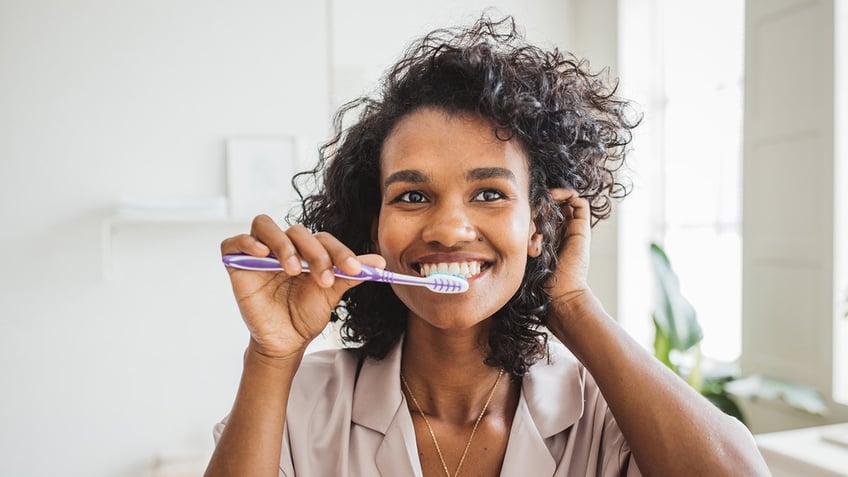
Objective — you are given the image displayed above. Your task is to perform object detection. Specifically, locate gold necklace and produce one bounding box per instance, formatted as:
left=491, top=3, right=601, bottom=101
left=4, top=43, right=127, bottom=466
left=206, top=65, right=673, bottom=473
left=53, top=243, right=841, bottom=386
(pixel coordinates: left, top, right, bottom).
left=400, top=369, right=505, bottom=477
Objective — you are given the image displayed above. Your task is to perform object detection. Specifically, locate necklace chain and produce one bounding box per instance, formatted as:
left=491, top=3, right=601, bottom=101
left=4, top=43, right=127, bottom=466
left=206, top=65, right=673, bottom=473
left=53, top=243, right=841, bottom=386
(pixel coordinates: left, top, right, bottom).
left=401, top=369, right=504, bottom=477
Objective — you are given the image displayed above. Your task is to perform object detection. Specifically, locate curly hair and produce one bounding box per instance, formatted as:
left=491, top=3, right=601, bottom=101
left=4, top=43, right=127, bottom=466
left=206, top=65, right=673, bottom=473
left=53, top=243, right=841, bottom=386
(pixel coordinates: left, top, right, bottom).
left=292, top=15, right=639, bottom=376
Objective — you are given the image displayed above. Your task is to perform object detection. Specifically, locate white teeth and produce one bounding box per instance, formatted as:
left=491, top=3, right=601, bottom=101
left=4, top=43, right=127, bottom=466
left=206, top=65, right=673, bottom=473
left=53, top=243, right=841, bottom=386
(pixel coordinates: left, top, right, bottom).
left=419, top=261, right=484, bottom=279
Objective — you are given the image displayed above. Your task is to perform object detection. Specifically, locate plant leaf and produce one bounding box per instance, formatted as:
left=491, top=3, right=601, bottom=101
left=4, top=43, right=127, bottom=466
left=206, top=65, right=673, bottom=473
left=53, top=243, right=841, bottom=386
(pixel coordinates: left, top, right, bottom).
left=653, top=314, right=677, bottom=373
left=703, top=390, right=747, bottom=424
left=649, top=243, right=703, bottom=351
left=685, top=345, right=704, bottom=392
left=725, top=374, right=829, bottom=415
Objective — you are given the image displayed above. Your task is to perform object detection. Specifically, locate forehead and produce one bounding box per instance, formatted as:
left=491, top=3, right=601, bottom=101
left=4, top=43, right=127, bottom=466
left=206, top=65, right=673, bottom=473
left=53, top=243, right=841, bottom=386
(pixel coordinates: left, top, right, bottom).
left=379, top=108, right=530, bottom=182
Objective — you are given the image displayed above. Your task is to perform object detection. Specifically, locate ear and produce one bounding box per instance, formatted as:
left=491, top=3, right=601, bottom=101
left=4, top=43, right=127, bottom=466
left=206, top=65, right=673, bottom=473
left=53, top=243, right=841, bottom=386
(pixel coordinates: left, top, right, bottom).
left=528, top=231, right=543, bottom=258
left=527, top=218, right=543, bottom=258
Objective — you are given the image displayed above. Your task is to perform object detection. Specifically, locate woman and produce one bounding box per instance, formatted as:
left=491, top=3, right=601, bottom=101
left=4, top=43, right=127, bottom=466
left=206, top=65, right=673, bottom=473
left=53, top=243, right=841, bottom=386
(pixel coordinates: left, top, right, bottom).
left=206, top=16, right=770, bottom=477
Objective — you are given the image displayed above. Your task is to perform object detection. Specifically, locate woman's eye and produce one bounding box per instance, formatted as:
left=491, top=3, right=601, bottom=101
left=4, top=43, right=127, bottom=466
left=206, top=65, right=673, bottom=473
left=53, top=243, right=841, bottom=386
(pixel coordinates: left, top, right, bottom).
left=472, top=190, right=505, bottom=201
left=397, top=191, right=428, bottom=203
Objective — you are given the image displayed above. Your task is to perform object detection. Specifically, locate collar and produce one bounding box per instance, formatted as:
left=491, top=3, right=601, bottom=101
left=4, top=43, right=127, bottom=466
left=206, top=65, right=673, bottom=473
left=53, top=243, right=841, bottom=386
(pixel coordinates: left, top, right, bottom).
left=351, top=338, right=406, bottom=434
left=520, top=340, right=586, bottom=437
left=351, top=337, right=585, bottom=438
left=351, top=339, right=420, bottom=476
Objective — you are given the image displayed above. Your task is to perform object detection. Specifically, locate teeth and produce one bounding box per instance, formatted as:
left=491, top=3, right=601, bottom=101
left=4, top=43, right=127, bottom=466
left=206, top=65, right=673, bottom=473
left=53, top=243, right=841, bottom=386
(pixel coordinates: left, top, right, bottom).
left=419, top=261, right=483, bottom=279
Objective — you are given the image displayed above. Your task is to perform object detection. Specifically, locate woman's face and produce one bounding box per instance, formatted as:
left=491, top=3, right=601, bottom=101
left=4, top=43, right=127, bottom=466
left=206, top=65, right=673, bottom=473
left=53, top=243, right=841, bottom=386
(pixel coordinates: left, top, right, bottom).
left=376, top=107, right=542, bottom=329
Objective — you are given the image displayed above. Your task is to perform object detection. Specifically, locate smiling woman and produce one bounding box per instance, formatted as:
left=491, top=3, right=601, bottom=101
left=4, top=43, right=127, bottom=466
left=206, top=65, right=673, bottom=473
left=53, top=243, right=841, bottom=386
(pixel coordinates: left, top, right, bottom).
left=376, top=108, right=540, bottom=335
left=205, top=15, right=770, bottom=477
left=293, top=17, right=637, bottom=375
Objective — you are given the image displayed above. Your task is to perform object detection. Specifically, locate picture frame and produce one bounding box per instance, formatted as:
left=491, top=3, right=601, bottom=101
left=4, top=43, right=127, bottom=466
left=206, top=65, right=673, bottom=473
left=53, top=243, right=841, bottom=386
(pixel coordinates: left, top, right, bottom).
left=226, top=136, right=298, bottom=219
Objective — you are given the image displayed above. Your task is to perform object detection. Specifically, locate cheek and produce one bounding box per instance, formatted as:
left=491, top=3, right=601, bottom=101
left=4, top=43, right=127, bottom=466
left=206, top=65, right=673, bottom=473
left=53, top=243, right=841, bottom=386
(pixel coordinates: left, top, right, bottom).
left=500, top=209, right=535, bottom=249
left=375, top=212, right=409, bottom=260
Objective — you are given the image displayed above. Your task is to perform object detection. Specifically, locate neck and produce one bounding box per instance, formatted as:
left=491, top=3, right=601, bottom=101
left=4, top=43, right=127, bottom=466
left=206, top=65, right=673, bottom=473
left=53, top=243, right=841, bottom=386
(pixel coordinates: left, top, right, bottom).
left=401, top=316, right=513, bottom=422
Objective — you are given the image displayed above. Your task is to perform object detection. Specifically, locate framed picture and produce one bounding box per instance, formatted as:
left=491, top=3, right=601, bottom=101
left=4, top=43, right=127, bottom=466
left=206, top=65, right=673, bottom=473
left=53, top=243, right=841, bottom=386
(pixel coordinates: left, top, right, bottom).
left=226, top=136, right=297, bottom=219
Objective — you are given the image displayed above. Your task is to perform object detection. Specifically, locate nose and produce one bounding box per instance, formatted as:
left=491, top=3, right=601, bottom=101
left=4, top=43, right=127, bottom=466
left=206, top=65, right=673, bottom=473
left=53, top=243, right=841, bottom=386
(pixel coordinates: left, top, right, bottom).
left=421, top=201, right=478, bottom=247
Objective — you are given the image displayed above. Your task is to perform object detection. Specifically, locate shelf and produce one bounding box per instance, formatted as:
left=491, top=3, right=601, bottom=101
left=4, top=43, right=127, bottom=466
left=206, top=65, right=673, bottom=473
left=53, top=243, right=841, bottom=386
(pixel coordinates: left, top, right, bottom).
left=101, top=212, right=251, bottom=280
left=756, top=423, right=848, bottom=477
left=105, top=215, right=249, bottom=226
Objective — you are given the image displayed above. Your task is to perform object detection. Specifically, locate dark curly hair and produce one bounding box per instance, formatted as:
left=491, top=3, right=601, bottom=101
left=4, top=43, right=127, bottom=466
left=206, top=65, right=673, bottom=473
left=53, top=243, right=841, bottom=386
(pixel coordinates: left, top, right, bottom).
left=292, top=15, right=639, bottom=376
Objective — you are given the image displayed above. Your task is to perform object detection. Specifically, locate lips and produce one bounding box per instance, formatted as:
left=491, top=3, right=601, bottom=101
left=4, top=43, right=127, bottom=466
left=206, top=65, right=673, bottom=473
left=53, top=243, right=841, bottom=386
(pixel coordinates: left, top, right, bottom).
left=416, top=261, right=487, bottom=279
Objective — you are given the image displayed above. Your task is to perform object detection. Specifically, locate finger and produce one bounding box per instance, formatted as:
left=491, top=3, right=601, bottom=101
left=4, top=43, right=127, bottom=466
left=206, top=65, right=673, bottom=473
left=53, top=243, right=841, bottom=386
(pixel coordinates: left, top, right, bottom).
left=358, top=253, right=387, bottom=270
left=549, top=187, right=578, bottom=203
left=221, top=233, right=271, bottom=257
left=563, top=200, right=589, bottom=228
left=311, top=238, right=387, bottom=274
left=286, top=224, right=336, bottom=288
left=549, top=188, right=591, bottom=223
left=250, top=215, right=302, bottom=276
left=315, top=231, right=362, bottom=276
left=549, top=188, right=576, bottom=220
left=566, top=195, right=591, bottom=222
left=327, top=253, right=389, bottom=295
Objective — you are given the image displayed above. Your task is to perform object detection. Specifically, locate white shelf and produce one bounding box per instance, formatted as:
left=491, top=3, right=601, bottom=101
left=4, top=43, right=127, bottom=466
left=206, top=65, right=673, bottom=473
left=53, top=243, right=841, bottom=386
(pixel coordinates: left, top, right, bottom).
left=101, top=212, right=251, bottom=280
left=105, top=215, right=248, bottom=226
left=756, top=423, right=848, bottom=477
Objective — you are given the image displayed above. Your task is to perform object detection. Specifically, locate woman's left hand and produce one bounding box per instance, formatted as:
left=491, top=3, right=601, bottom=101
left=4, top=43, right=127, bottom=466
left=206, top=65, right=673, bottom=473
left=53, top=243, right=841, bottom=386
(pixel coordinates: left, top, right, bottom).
left=546, top=188, right=593, bottom=312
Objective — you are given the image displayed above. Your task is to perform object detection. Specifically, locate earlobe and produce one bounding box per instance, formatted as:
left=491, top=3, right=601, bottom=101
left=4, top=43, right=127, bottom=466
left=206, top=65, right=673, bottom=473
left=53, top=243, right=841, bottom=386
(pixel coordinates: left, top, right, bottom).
left=527, top=208, right=544, bottom=257
left=528, top=232, right=543, bottom=258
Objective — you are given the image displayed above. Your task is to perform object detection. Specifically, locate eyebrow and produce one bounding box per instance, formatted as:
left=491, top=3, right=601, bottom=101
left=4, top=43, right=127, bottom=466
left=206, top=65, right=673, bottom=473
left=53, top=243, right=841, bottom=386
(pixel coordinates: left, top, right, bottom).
left=383, top=167, right=517, bottom=191
left=465, top=167, right=517, bottom=183
left=383, top=170, right=429, bottom=191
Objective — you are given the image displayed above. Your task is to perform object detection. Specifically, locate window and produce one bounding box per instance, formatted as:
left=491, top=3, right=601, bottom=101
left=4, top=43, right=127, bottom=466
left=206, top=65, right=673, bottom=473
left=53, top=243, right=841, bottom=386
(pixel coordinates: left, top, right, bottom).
left=618, top=0, right=744, bottom=362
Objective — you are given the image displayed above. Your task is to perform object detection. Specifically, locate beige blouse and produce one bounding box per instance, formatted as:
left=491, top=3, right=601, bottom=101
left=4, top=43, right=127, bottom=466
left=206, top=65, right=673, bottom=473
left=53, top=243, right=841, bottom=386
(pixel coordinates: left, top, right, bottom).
left=214, top=339, right=642, bottom=476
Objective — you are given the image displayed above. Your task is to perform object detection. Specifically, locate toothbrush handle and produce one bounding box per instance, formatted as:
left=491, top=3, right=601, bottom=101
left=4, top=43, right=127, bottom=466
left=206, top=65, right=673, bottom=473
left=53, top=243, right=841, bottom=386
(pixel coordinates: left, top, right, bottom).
left=221, top=254, right=370, bottom=280
left=222, top=254, right=400, bottom=283
left=221, top=254, right=467, bottom=293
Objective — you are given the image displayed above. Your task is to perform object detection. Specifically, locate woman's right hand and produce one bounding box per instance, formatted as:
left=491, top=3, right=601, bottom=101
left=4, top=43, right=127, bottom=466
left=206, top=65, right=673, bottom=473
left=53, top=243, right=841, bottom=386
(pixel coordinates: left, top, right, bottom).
left=220, top=215, right=385, bottom=359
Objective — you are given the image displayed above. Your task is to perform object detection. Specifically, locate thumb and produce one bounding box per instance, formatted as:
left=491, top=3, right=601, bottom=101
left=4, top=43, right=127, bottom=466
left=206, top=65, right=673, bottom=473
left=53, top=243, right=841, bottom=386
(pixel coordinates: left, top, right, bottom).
left=357, top=253, right=388, bottom=269
left=327, top=253, right=388, bottom=295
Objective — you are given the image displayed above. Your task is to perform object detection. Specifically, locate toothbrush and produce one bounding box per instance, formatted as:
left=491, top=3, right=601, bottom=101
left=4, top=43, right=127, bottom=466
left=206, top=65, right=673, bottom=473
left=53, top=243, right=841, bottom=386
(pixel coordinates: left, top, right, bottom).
left=222, top=254, right=469, bottom=294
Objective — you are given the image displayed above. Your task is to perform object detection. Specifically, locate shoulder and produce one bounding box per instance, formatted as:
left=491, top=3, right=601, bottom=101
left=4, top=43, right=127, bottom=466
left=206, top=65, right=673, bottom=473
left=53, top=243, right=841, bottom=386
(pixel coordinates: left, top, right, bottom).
left=284, top=348, right=363, bottom=457
left=212, top=347, right=364, bottom=455
left=520, top=340, right=586, bottom=435
left=289, top=347, right=363, bottom=402
left=521, top=339, right=626, bottom=435
left=523, top=341, right=640, bottom=475
left=524, top=339, right=587, bottom=394
left=527, top=339, right=615, bottom=416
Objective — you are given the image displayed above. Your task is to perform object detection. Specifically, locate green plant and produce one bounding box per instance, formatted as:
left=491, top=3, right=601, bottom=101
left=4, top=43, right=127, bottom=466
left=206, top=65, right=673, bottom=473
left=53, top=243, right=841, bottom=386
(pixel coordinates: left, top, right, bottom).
left=649, top=242, right=828, bottom=425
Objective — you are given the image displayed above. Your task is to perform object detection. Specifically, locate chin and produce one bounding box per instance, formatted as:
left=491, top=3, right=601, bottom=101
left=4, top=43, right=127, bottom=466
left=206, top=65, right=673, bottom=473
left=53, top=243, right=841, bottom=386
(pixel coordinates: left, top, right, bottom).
left=401, top=296, right=502, bottom=330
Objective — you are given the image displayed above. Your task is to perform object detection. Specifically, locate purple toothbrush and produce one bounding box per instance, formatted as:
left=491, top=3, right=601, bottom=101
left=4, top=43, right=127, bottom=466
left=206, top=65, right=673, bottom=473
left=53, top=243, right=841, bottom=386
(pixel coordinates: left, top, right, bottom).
left=222, top=254, right=469, bottom=294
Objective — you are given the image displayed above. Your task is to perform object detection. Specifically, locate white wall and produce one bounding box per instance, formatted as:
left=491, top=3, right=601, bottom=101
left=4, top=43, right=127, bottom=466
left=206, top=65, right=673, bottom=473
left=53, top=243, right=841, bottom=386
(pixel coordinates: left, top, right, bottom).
left=0, top=2, right=330, bottom=476
left=327, top=1, right=573, bottom=111
left=566, top=0, right=621, bottom=318
left=0, top=1, right=593, bottom=476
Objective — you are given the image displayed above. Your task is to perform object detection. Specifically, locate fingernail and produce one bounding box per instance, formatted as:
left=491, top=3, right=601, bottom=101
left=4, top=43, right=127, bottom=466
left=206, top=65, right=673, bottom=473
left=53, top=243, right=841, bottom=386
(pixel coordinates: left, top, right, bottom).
left=285, top=255, right=301, bottom=272
left=344, top=257, right=360, bottom=270
left=321, top=269, right=335, bottom=286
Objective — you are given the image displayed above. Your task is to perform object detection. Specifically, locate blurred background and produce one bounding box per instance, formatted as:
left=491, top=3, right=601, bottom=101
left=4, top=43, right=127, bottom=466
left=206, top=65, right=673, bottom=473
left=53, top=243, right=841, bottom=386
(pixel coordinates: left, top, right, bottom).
left=0, top=0, right=845, bottom=476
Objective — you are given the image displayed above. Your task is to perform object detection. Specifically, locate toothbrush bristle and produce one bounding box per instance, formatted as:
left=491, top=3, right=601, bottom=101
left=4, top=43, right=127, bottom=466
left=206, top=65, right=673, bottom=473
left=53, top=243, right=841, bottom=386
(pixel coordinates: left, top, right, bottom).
left=427, top=272, right=470, bottom=293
